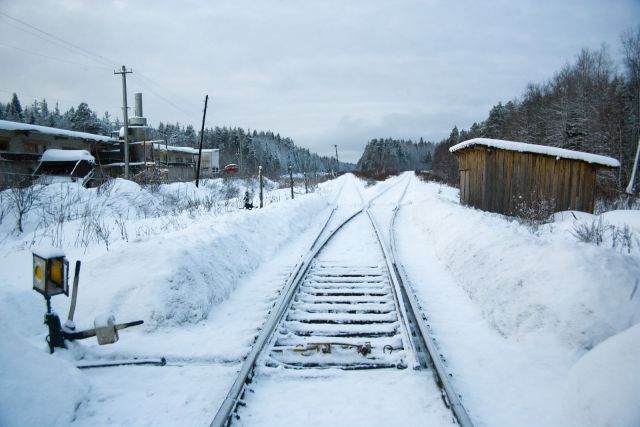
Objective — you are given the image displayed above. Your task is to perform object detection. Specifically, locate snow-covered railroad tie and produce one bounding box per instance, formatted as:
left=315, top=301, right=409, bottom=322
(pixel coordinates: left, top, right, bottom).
left=210, top=174, right=473, bottom=427
left=267, top=262, right=407, bottom=369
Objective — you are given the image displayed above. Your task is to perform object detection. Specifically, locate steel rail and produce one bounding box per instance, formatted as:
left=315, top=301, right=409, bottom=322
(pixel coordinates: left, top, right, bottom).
left=386, top=174, right=475, bottom=427
left=210, top=173, right=453, bottom=427
left=365, top=172, right=412, bottom=207
left=364, top=208, right=418, bottom=368
left=210, top=177, right=362, bottom=427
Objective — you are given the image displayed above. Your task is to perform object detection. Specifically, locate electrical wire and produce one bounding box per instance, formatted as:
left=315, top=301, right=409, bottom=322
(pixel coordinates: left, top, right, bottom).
left=130, top=74, right=199, bottom=119
left=0, top=42, right=113, bottom=71
left=0, top=9, right=202, bottom=122
left=0, top=9, right=119, bottom=68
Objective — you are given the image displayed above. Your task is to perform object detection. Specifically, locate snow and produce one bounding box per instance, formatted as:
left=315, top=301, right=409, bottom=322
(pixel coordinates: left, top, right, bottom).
left=41, top=149, right=95, bottom=163
left=450, top=137, right=621, bottom=168
left=565, top=323, right=640, bottom=427
left=0, top=119, right=116, bottom=143
left=148, top=142, right=219, bottom=155
left=394, top=175, right=640, bottom=426
left=236, top=368, right=453, bottom=426
left=0, top=172, right=637, bottom=426
left=0, top=327, right=89, bottom=427
left=32, top=244, right=67, bottom=259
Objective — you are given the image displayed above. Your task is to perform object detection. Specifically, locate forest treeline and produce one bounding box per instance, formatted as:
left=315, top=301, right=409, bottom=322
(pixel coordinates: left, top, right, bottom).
left=430, top=28, right=640, bottom=196
left=0, top=95, right=352, bottom=179
left=356, top=138, right=434, bottom=173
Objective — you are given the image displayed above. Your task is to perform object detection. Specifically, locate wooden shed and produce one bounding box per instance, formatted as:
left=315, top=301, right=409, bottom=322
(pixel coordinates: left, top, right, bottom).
left=449, top=138, right=620, bottom=214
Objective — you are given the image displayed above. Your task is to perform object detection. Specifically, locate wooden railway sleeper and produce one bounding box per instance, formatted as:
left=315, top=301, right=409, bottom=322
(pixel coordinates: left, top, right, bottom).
left=276, top=341, right=373, bottom=356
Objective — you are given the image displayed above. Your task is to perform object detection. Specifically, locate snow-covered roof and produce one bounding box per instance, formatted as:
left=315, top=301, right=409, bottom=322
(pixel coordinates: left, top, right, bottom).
left=41, top=149, right=95, bottom=163
left=0, top=120, right=116, bottom=144
left=33, top=245, right=66, bottom=259
left=450, top=138, right=620, bottom=168
left=150, top=142, right=219, bottom=155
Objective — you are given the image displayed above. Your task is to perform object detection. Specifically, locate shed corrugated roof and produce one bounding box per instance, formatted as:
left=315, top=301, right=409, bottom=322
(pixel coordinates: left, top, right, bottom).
left=450, top=138, right=620, bottom=168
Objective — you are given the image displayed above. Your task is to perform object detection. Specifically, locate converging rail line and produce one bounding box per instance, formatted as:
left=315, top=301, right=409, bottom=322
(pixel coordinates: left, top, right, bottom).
left=210, top=174, right=473, bottom=427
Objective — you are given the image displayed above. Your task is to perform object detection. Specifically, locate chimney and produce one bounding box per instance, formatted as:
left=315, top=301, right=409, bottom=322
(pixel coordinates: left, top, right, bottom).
left=134, top=93, right=143, bottom=117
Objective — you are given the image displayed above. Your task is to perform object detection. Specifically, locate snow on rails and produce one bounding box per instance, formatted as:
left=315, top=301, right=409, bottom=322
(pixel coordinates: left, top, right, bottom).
left=210, top=174, right=474, bottom=427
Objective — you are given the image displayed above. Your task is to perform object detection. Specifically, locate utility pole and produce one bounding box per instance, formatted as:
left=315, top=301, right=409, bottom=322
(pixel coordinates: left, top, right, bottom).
left=625, top=89, right=640, bottom=198
left=259, top=165, right=264, bottom=208
left=289, top=164, right=294, bottom=199
left=114, top=66, right=133, bottom=179
left=304, top=171, right=308, bottom=194
left=334, top=144, right=339, bottom=175
left=239, top=137, right=243, bottom=176
left=195, top=95, right=209, bottom=188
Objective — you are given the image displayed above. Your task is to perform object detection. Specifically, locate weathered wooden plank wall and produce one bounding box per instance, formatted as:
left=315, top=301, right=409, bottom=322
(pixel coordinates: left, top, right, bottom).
left=454, top=147, right=600, bottom=214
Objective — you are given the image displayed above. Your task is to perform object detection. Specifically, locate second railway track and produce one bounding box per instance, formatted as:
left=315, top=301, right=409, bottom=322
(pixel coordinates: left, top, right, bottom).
left=210, top=174, right=473, bottom=427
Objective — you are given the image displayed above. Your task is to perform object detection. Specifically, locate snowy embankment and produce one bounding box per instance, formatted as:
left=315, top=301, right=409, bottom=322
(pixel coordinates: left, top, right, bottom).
left=397, top=177, right=640, bottom=427
left=0, top=178, right=331, bottom=427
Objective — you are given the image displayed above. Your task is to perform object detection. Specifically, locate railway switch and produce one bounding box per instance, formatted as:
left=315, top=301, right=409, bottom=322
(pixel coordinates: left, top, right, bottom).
left=95, top=315, right=119, bottom=345
left=31, top=249, right=143, bottom=353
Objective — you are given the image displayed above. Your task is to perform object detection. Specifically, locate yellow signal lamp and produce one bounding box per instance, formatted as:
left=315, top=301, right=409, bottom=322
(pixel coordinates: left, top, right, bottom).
left=32, top=250, right=69, bottom=298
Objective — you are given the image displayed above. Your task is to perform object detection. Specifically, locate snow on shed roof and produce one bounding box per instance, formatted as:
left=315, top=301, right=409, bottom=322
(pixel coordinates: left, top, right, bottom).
left=0, top=120, right=116, bottom=144
left=450, top=138, right=620, bottom=168
left=149, top=142, right=219, bottom=154
left=41, top=149, right=95, bottom=163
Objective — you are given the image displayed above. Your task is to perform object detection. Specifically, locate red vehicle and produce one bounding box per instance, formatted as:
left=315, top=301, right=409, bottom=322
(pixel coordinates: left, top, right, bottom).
left=223, top=164, right=239, bottom=173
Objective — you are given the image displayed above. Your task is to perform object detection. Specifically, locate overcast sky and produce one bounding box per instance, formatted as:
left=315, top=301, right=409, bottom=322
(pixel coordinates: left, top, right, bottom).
left=1, top=0, right=638, bottom=162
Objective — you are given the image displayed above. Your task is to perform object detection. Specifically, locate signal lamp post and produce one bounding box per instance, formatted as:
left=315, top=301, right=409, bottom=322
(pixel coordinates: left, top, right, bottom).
left=32, top=249, right=143, bottom=353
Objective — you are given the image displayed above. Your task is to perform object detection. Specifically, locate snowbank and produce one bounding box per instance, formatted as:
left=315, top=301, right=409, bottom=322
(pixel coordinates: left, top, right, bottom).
left=0, top=176, right=331, bottom=425
left=73, top=193, right=328, bottom=329
left=397, top=177, right=640, bottom=426
left=0, top=327, right=89, bottom=427
left=565, top=323, right=640, bottom=427
left=405, top=182, right=640, bottom=350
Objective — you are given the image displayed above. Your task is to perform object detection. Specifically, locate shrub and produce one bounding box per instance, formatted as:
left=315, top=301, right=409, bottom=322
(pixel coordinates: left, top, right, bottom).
left=512, top=191, right=556, bottom=234
left=571, top=216, right=607, bottom=245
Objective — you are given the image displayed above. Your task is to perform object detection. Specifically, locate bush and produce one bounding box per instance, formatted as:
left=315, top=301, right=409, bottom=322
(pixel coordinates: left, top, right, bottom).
left=570, top=217, right=636, bottom=253
left=414, top=170, right=449, bottom=185
left=512, top=191, right=556, bottom=233
left=571, top=216, right=607, bottom=245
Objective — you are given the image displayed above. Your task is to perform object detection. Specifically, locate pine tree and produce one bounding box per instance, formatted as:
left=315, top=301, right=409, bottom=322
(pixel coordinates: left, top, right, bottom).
left=6, top=93, right=24, bottom=122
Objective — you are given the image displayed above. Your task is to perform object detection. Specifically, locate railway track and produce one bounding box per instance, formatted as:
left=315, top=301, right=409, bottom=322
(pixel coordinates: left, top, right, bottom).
left=210, top=174, right=473, bottom=427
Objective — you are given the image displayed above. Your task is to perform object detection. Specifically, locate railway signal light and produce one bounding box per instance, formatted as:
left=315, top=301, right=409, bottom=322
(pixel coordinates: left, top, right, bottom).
left=32, top=250, right=69, bottom=298
left=31, top=249, right=143, bottom=353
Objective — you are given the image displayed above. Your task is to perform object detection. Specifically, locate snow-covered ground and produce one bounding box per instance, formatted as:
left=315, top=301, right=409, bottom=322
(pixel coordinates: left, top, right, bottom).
left=393, top=175, right=640, bottom=427
left=0, top=173, right=638, bottom=427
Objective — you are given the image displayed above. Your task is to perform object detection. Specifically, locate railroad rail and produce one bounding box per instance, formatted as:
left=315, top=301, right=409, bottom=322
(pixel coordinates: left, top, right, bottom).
left=210, top=173, right=473, bottom=427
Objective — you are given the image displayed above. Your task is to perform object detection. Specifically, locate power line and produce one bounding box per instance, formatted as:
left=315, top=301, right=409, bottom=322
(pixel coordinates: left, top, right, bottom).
left=0, top=9, right=203, bottom=123
left=130, top=74, right=199, bottom=119
left=0, top=9, right=119, bottom=68
left=137, top=71, right=192, bottom=109
left=0, top=42, right=112, bottom=71
left=0, top=17, right=99, bottom=64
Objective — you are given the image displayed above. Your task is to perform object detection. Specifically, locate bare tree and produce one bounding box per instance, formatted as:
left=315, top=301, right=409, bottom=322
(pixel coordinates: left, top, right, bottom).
left=8, top=178, right=43, bottom=233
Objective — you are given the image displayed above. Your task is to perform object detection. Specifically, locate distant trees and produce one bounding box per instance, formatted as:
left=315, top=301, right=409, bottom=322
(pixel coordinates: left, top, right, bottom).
left=356, top=137, right=434, bottom=174
left=0, top=94, right=349, bottom=178
left=4, top=94, right=24, bottom=122
left=0, top=94, right=114, bottom=135
left=431, top=27, right=640, bottom=194
left=431, top=127, right=464, bottom=186
left=69, top=102, right=103, bottom=134
left=178, top=126, right=345, bottom=179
